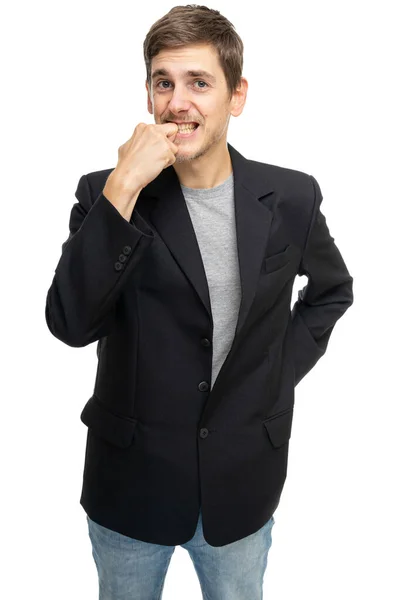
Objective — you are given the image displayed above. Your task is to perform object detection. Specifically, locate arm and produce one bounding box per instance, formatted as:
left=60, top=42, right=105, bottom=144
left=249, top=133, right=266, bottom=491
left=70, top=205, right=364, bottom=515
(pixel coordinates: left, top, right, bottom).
left=45, top=173, right=154, bottom=347
left=290, top=175, right=354, bottom=386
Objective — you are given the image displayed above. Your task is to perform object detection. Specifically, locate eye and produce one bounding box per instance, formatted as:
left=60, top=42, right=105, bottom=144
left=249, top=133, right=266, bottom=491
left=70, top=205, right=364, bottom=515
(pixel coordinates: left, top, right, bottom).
left=156, top=80, right=209, bottom=90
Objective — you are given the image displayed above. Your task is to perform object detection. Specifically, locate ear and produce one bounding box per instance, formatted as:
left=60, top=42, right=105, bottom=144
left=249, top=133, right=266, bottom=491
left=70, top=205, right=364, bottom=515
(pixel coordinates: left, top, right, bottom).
left=146, top=81, right=153, bottom=115
left=230, top=77, right=248, bottom=118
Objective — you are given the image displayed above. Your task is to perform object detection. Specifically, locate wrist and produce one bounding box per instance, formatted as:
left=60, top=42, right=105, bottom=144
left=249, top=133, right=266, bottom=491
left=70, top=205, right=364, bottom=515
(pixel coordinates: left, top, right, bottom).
left=103, top=175, right=142, bottom=222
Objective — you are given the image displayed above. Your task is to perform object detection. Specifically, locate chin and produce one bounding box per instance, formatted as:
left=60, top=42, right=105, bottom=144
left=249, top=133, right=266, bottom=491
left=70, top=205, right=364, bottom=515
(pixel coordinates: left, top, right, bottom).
left=174, top=153, right=193, bottom=163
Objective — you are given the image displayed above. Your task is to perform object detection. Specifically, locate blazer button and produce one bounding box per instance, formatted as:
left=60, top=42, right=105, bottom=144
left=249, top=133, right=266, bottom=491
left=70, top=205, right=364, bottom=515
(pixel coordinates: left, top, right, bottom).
left=114, top=261, right=123, bottom=271
left=200, top=428, right=209, bottom=438
left=122, top=245, right=132, bottom=256
left=201, top=338, right=211, bottom=347
left=119, top=254, right=127, bottom=263
left=198, top=381, right=209, bottom=392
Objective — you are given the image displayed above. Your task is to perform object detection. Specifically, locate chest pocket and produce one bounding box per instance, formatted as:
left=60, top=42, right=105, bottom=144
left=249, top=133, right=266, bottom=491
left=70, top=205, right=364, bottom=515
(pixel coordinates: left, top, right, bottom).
left=263, top=244, right=298, bottom=274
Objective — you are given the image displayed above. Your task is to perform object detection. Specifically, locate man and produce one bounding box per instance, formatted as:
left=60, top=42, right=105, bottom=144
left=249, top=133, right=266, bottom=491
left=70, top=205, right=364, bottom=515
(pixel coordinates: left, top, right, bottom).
left=45, top=5, right=354, bottom=599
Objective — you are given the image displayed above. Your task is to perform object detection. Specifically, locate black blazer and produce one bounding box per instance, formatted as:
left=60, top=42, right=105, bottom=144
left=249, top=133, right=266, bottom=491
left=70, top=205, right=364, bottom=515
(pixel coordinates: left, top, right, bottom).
left=45, top=143, right=354, bottom=547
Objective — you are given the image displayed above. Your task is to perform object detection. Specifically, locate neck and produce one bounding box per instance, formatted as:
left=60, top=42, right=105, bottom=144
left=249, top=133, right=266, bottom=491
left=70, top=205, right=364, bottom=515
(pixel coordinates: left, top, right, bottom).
left=172, top=141, right=233, bottom=189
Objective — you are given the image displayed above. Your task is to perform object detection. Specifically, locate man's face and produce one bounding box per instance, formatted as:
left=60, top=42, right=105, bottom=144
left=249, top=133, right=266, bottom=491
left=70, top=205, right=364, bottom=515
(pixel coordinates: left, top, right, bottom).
left=146, top=43, right=243, bottom=163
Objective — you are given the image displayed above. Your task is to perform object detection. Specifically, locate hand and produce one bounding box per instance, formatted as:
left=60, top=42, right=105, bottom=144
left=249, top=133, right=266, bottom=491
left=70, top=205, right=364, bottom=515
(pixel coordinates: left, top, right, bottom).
left=104, top=122, right=179, bottom=205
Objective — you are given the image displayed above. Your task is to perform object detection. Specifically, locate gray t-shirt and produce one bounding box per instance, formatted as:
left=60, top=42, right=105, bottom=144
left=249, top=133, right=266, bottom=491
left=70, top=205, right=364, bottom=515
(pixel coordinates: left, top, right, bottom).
left=180, top=172, right=241, bottom=390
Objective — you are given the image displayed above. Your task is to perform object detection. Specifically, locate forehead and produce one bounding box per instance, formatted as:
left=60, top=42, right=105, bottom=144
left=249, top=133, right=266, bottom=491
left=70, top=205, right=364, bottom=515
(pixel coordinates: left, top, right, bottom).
left=151, top=43, right=222, bottom=78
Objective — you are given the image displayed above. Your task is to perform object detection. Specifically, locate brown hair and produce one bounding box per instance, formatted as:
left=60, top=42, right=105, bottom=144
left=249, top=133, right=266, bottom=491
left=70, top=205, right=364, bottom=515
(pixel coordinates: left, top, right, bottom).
left=143, top=5, right=244, bottom=101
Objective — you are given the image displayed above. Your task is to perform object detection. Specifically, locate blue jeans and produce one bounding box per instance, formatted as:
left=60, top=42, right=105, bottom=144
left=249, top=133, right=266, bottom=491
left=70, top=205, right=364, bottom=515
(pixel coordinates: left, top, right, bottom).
left=86, top=509, right=275, bottom=599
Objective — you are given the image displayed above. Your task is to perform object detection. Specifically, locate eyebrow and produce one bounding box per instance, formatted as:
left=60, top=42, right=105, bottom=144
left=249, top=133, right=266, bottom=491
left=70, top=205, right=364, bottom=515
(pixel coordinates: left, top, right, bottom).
left=151, top=68, right=216, bottom=83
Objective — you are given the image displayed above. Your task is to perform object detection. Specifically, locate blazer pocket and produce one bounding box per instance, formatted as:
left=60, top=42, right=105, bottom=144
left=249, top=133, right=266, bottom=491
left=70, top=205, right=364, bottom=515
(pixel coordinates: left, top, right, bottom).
left=262, top=407, right=294, bottom=448
left=263, top=244, right=296, bottom=274
left=80, top=394, right=138, bottom=448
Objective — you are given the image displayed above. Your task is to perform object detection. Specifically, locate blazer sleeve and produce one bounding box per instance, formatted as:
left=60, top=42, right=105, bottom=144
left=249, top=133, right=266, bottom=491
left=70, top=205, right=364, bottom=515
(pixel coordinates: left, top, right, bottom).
left=45, top=173, right=155, bottom=347
left=290, top=174, right=354, bottom=386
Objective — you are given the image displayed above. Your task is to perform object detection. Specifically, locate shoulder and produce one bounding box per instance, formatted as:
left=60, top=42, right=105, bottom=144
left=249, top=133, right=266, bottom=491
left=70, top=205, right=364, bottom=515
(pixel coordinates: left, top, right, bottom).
left=84, top=168, right=115, bottom=199
left=248, top=157, right=315, bottom=202
left=245, top=157, right=320, bottom=244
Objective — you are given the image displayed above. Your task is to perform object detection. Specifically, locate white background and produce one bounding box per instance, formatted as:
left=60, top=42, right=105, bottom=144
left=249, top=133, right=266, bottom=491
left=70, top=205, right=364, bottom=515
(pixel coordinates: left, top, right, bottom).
left=2, top=0, right=399, bottom=598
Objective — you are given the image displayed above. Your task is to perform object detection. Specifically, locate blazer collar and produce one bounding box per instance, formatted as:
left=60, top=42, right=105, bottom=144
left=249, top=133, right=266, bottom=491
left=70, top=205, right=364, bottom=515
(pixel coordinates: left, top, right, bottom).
left=138, top=142, right=275, bottom=344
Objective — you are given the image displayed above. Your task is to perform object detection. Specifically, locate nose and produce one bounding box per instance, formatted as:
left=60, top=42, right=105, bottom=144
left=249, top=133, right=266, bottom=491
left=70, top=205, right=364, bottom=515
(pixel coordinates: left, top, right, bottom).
left=167, top=83, right=193, bottom=114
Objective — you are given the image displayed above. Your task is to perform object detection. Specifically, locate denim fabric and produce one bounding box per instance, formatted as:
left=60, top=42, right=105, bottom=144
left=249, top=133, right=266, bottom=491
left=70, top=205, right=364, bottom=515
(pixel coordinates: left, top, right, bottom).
left=86, top=509, right=275, bottom=599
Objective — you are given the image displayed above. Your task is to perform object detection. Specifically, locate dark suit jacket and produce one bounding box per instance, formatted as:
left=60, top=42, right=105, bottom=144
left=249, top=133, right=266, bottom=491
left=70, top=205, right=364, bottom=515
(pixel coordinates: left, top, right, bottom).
left=45, top=143, right=354, bottom=547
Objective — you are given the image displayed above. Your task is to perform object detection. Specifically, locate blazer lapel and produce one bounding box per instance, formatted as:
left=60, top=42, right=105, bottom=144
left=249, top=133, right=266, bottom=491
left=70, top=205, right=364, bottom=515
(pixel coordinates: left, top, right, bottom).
left=141, top=143, right=275, bottom=341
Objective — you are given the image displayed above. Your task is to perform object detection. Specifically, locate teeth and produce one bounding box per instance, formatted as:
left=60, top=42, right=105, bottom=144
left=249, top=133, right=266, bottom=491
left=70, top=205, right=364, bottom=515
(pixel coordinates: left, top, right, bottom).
left=177, top=123, right=197, bottom=132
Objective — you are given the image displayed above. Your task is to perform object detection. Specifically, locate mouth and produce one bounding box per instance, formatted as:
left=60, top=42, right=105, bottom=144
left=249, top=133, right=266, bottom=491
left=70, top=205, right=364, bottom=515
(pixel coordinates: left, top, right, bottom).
left=167, top=121, right=200, bottom=138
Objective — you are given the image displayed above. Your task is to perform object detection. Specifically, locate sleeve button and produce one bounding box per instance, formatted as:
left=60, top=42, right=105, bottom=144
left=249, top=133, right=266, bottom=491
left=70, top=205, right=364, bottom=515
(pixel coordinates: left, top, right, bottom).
left=122, top=245, right=132, bottom=255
